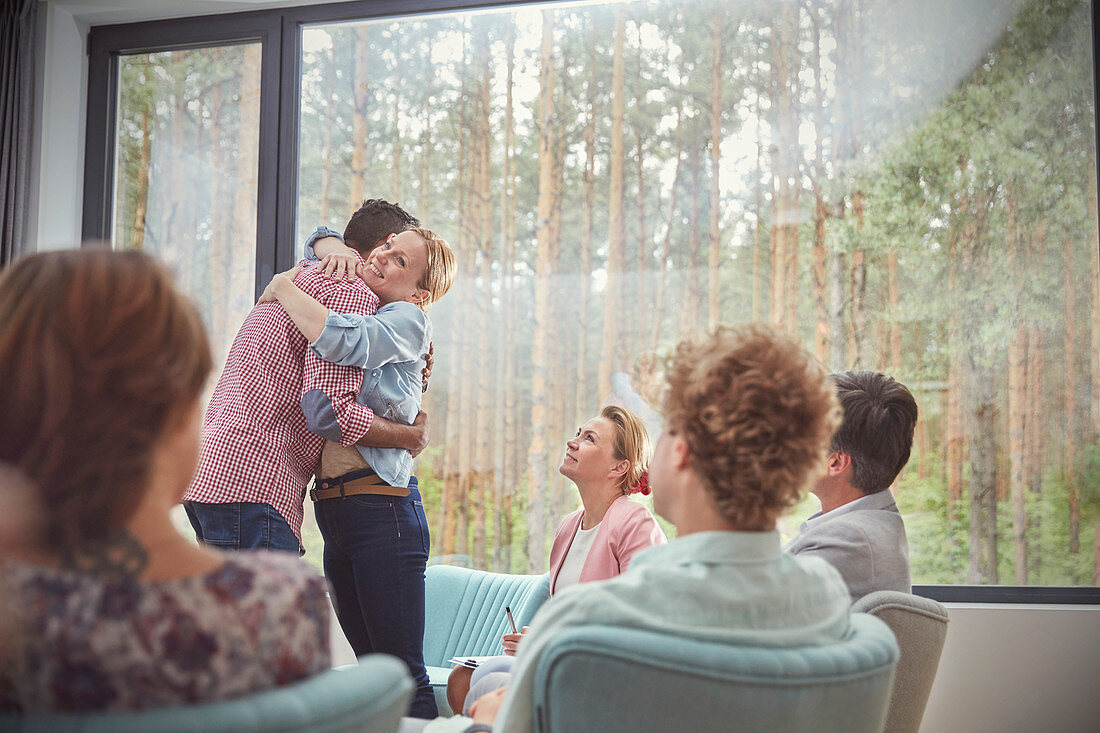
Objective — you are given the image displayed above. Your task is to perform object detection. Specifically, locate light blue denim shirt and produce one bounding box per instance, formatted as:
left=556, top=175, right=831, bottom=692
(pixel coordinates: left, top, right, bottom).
left=493, top=530, right=852, bottom=733
left=302, top=226, right=431, bottom=487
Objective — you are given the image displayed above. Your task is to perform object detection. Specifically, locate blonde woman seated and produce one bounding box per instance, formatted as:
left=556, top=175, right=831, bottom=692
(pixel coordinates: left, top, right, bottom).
left=446, top=405, right=666, bottom=714
left=0, top=251, right=330, bottom=713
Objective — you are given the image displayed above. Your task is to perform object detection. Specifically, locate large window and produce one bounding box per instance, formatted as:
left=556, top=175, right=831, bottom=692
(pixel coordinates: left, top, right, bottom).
left=113, top=45, right=261, bottom=371
left=87, top=0, right=1100, bottom=601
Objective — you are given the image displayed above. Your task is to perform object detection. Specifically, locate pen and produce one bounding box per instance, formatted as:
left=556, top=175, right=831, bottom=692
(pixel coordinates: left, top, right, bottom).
left=505, top=605, right=518, bottom=634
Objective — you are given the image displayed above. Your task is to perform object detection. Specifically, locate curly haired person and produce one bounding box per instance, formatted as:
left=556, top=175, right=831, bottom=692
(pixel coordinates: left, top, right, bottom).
left=442, top=324, right=854, bottom=733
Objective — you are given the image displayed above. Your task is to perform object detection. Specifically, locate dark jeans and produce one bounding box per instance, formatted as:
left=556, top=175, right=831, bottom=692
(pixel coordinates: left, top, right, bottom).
left=315, top=480, right=438, bottom=719
left=183, top=501, right=300, bottom=554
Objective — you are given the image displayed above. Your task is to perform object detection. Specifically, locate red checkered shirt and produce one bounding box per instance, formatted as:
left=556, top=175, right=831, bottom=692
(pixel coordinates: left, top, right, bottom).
left=184, top=259, right=380, bottom=545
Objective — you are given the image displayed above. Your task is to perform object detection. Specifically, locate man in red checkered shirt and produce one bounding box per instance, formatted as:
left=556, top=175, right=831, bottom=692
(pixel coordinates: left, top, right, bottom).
left=183, top=200, right=427, bottom=553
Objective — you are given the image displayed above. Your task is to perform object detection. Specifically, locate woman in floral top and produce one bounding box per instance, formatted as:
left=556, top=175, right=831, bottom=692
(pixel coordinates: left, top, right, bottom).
left=0, top=251, right=330, bottom=713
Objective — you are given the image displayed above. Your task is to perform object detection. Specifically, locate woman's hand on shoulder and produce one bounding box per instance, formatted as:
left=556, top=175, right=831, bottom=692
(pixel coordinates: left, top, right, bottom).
left=500, top=625, right=529, bottom=656
left=319, top=247, right=360, bottom=280
left=258, top=264, right=303, bottom=303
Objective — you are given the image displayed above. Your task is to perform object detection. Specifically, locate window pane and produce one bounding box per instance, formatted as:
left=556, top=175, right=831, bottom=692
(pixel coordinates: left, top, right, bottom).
left=296, top=0, right=1097, bottom=586
left=113, top=44, right=261, bottom=374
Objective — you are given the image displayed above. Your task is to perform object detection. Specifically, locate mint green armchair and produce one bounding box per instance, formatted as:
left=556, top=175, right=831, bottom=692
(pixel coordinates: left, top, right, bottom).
left=532, top=614, right=899, bottom=733
left=2, top=654, right=413, bottom=733
left=422, top=565, right=551, bottom=714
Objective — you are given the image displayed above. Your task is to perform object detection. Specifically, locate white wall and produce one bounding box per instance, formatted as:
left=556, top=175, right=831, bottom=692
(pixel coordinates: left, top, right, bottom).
left=32, top=2, right=87, bottom=252
left=920, top=603, right=1100, bottom=733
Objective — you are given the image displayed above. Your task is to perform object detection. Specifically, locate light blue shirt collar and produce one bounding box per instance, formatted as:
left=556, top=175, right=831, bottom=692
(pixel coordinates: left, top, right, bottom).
left=629, top=529, right=783, bottom=569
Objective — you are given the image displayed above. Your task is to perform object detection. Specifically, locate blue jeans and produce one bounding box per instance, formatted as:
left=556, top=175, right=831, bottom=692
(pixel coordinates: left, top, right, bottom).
left=315, top=480, right=438, bottom=719
left=183, top=501, right=300, bottom=553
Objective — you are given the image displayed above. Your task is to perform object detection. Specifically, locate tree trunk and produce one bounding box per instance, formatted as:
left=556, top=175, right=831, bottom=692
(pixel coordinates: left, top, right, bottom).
left=349, top=26, right=370, bottom=211
left=1065, top=237, right=1080, bottom=557
left=649, top=109, right=683, bottom=355
left=682, top=152, right=702, bottom=334
left=230, top=45, right=261, bottom=318
left=1007, top=198, right=1027, bottom=584
left=636, top=124, right=649, bottom=343
left=1093, top=162, right=1100, bottom=587
left=1009, top=324, right=1028, bottom=583
left=1094, top=521, right=1100, bottom=585
left=634, top=40, right=649, bottom=357
left=598, top=7, right=626, bottom=401
left=834, top=0, right=863, bottom=365
left=1026, top=226, right=1045, bottom=581
left=769, top=3, right=800, bottom=331
left=968, top=351, right=999, bottom=584
left=471, top=20, right=493, bottom=570
left=946, top=243, right=964, bottom=521
left=849, top=241, right=867, bottom=367
left=546, top=55, right=568, bottom=547
left=419, top=47, right=433, bottom=224
left=810, top=6, right=828, bottom=363
left=888, top=249, right=901, bottom=371
left=1090, top=162, right=1100, bottom=435
left=391, top=64, right=403, bottom=204
left=752, top=74, right=764, bottom=322
left=131, top=96, right=152, bottom=251
left=496, top=17, right=517, bottom=572
left=440, top=30, right=471, bottom=559
left=578, top=23, right=596, bottom=420
left=707, top=12, right=723, bottom=329
left=1026, top=323, right=1043, bottom=582
left=526, top=10, right=556, bottom=572
left=319, top=46, right=336, bottom=224
left=209, top=81, right=231, bottom=348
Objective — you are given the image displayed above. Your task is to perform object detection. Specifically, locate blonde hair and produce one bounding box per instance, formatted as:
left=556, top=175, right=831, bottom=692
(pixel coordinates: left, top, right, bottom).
left=410, top=226, right=456, bottom=311
left=600, top=405, right=652, bottom=494
left=663, top=324, right=841, bottom=530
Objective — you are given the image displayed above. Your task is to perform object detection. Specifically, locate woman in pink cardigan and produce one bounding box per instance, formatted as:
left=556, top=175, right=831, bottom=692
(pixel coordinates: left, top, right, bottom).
left=446, top=405, right=666, bottom=713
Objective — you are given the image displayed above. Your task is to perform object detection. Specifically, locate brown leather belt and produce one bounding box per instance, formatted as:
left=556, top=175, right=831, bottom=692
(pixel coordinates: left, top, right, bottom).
left=309, top=470, right=410, bottom=501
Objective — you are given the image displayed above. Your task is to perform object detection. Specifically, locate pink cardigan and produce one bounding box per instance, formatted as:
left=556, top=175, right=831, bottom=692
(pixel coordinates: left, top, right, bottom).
left=548, top=495, right=667, bottom=595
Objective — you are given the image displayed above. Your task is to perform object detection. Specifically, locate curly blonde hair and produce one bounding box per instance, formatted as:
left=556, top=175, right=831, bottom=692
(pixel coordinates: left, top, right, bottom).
left=662, top=324, right=841, bottom=530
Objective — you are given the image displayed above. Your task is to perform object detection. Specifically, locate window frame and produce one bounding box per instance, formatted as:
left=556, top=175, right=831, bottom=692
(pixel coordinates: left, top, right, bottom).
left=80, top=0, right=1100, bottom=604
left=83, top=9, right=285, bottom=296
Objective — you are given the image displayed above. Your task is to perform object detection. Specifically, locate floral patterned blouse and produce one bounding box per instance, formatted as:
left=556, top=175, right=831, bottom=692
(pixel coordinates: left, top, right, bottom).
left=0, top=550, right=331, bottom=713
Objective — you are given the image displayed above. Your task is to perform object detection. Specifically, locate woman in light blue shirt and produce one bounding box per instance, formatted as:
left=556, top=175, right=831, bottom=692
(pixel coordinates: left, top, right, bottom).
left=262, top=224, right=455, bottom=718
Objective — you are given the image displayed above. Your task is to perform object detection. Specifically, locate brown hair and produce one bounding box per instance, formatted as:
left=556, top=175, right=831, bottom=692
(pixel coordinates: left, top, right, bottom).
left=0, top=250, right=212, bottom=555
left=663, top=324, right=841, bottom=530
left=830, top=371, right=919, bottom=494
left=343, top=199, right=419, bottom=253
left=408, top=226, right=456, bottom=311
left=599, top=405, right=652, bottom=494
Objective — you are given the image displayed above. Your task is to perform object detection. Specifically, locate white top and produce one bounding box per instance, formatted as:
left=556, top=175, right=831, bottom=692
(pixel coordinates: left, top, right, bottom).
left=552, top=523, right=601, bottom=594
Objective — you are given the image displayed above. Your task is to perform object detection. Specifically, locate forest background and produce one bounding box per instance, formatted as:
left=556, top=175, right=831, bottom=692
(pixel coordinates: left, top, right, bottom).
left=113, top=0, right=1100, bottom=586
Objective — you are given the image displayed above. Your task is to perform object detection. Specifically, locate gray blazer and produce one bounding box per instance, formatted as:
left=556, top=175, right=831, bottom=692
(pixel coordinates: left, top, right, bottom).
left=784, top=490, right=911, bottom=604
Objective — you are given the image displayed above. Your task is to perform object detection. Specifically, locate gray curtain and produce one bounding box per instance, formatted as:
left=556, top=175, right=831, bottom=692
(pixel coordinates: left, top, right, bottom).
left=0, top=0, right=37, bottom=266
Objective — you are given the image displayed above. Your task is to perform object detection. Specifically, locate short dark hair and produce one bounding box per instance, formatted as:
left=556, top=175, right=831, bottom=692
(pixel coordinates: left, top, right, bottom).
left=343, top=199, right=419, bottom=254
left=831, top=371, right=919, bottom=494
